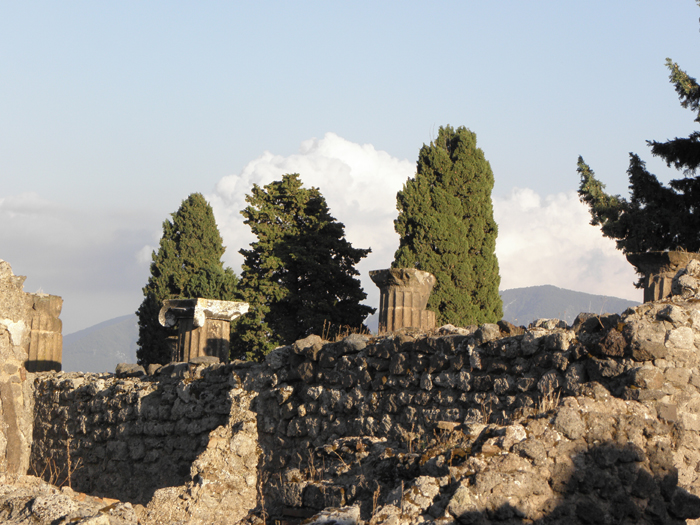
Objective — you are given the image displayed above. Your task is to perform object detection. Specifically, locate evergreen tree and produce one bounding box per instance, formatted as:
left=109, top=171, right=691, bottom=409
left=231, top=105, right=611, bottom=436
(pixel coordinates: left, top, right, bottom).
left=393, top=125, right=502, bottom=326
left=136, top=193, right=238, bottom=366
left=233, top=174, right=374, bottom=360
left=578, top=52, right=700, bottom=260
left=577, top=59, right=700, bottom=253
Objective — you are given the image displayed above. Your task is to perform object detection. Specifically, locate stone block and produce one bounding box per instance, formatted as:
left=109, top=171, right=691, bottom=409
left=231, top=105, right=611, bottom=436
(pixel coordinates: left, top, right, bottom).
left=665, top=367, right=691, bottom=386
left=656, top=403, right=678, bottom=423
left=667, top=327, right=695, bottom=350
left=389, top=352, right=409, bottom=375
left=632, top=367, right=664, bottom=390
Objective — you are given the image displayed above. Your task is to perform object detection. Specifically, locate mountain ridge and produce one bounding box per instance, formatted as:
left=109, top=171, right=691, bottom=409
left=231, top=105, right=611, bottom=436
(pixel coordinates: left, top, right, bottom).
left=61, top=285, right=641, bottom=372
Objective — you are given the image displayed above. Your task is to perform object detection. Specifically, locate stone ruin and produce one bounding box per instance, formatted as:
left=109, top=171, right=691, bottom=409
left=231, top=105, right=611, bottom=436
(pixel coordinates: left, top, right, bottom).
left=6, top=258, right=700, bottom=524
left=0, top=260, right=63, bottom=478
left=159, top=297, right=249, bottom=363
left=627, top=250, right=700, bottom=303
left=370, top=268, right=436, bottom=333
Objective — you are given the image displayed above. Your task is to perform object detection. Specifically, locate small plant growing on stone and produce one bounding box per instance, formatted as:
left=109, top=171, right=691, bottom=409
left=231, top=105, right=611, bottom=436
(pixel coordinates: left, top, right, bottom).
left=480, top=400, right=493, bottom=424
left=372, top=482, right=381, bottom=518
left=537, top=389, right=561, bottom=414
left=321, top=319, right=371, bottom=341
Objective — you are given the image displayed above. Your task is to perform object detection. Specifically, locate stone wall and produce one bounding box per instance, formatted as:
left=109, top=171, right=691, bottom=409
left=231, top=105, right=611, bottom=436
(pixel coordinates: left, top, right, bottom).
left=30, top=362, right=260, bottom=523
left=24, top=295, right=700, bottom=524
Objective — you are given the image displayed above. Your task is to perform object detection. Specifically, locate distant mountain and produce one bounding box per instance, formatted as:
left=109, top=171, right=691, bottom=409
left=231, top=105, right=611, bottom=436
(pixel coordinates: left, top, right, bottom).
left=500, top=285, right=640, bottom=327
left=60, top=285, right=640, bottom=372
left=62, top=314, right=138, bottom=373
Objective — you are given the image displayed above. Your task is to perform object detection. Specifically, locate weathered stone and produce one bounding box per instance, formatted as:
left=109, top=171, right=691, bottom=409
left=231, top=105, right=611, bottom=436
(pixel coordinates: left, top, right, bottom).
left=666, top=326, right=694, bottom=349
left=554, top=407, right=585, bottom=440
left=658, top=304, right=687, bottom=325
left=159, top=298, right=249, bottom=363
left=631, top=367, right=664, bottom=389
left=672, top=259, right=700, bottom=299
left=305, top=505, right=361, bottom=525
left=115, top=363, right=146, bottom=378
left=475, top=324, right=501, bottom=344
left=627, top=250, right=700, bottom=302
left=293, top=335, right=326, bottom=360
left=370, top=268, right=436, bottom=333
left=664, top=367, right=690, bottom=386
left=596, top=328, right=626, bottom=357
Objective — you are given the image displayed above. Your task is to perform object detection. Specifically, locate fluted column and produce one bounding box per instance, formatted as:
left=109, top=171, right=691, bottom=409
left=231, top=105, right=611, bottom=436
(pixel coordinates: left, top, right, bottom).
left=159, top=298, right=249, bottom=362
left=370, top=268, right=436, bottom=333
left=25, top=294, right=63, bottom=372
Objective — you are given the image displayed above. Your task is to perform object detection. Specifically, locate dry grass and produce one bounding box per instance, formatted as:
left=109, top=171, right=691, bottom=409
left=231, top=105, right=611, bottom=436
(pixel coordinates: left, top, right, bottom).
left=537, top=389, right=561, bottom=414
left=321, top=320, right=371, bottom=341
left=32, top=437, right=82, bottom=489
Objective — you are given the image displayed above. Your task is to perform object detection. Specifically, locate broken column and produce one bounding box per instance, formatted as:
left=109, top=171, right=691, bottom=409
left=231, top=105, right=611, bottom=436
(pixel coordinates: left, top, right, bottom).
left=0, top=259, right=58, bottom=475
left=25, top=294, right=63, bottom=373
left=626, top=251, right=700, bottom=303
left=370, top=268, right=436, bottom=333
left=159, top=298, right=249, bottom=363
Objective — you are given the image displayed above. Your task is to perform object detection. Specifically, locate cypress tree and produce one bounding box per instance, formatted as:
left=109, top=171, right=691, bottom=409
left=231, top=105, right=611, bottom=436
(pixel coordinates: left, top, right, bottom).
left=393, top=125, right=502, bottom=326
left=233, top=173, right=374, bottom=361
left=136, top=193, right=238, bottom=366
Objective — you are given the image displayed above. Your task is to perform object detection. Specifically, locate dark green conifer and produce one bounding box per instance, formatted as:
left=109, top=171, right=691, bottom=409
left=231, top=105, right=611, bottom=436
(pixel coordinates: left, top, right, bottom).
left=393, top=125, right=502, bottom=326
left=233, top=174, right=374, bottom=360
left=578, top=47, right=700, bottom=261
left=136, top=193, right=238, bottom=366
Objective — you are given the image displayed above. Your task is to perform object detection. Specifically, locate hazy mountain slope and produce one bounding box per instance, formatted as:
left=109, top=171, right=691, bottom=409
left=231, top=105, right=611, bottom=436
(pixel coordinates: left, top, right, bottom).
left=62, top=314, right=138, bottom=373
left=60, top=285, right=641, bottom=372
left=500, top=285, right=640, bottom=327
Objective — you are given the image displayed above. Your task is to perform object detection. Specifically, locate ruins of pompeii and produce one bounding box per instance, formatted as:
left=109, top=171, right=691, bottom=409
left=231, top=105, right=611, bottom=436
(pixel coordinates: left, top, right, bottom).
left=4, top=252, right=700, bottom=524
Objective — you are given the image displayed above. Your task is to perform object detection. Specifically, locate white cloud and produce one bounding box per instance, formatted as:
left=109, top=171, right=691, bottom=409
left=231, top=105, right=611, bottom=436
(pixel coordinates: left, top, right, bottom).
left=210, top=135, right=642, bottom=331
left=493, top=188, right=640, bottom=302
left=208, top=133, right=416, bottom=325
left=0, top=194, right=157, bottom=333
left=136, top=245, right=155, bottom=265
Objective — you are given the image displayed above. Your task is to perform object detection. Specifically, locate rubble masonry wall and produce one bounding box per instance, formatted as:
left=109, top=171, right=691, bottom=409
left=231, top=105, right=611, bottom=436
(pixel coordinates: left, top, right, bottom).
left=26, top=297, right=700, bottom=520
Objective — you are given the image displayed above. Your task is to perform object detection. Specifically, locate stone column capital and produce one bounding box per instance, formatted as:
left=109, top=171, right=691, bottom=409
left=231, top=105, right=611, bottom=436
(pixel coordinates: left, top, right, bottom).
left=158, top=298, right=249, bottom=329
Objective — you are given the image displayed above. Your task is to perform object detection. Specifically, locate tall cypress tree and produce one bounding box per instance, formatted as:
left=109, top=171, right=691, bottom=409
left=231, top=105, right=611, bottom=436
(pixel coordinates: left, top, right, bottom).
left=232, top=173, right=374, bottom=361
left=393, top=125, right=502, bottom=326
left=136, top=193, right=238, bottom=366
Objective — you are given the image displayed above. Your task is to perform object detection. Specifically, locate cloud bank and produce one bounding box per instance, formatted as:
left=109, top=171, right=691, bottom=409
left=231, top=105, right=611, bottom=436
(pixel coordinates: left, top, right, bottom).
left=0, top=193, right=156, bottom=333
left=210, top=134, right=640, bottom=332
left=209, top=132, right=413, bottom=281
left=0, top=133, right=640, bottom=335
left=493, top=188, right=639, bottom=302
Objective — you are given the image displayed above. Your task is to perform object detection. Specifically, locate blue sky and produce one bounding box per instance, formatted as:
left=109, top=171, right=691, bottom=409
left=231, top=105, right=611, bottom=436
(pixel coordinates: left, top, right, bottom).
left=2, top=2, right=698, bottom=334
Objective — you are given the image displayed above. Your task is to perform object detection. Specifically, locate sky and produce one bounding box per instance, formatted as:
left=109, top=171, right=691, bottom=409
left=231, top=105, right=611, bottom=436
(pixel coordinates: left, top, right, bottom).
left=1, top=1, right=698, bottom=335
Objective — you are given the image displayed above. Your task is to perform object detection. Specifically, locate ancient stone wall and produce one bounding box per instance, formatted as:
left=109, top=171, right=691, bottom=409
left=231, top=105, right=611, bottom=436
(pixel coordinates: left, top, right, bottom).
left=30, top=362, right=260, bottom=523
left=25, top=295, right=700, bottom=524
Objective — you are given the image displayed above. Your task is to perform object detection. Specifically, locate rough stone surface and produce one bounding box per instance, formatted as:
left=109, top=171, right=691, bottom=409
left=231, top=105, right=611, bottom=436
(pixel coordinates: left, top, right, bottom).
left=370, top=268, right=437, bottom=332
left=8, top=274, right=700, bottom=523
left=0, top=260, right=42, bottom=477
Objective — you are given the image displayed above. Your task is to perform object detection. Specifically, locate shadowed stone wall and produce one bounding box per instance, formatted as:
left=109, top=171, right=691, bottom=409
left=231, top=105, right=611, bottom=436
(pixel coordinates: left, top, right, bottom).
left=25, top=295, right=700, bottom=524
